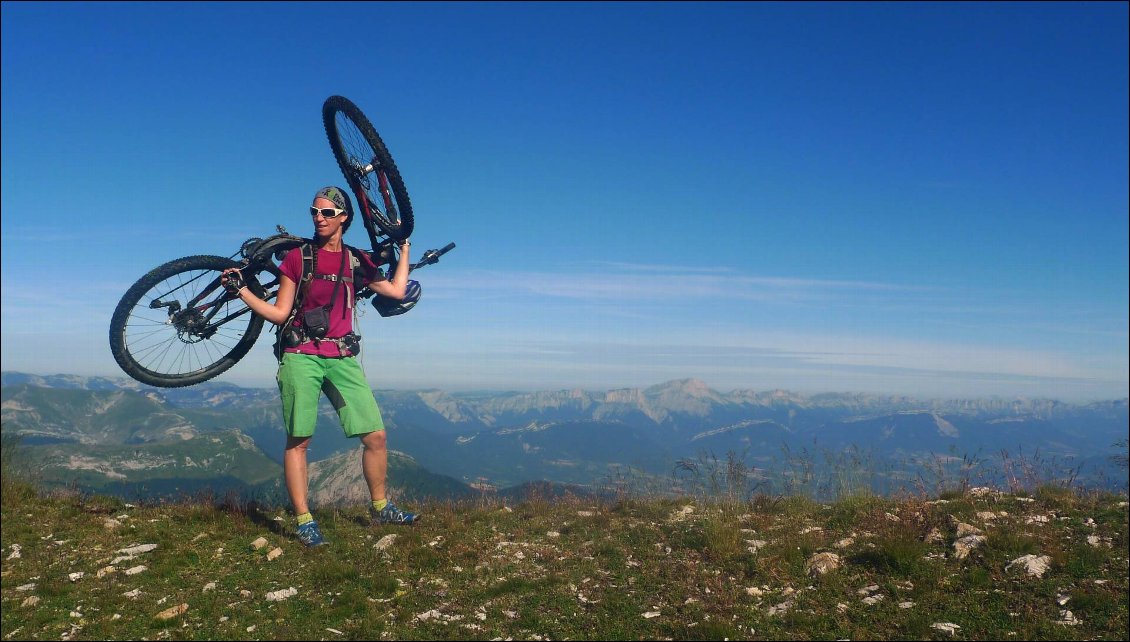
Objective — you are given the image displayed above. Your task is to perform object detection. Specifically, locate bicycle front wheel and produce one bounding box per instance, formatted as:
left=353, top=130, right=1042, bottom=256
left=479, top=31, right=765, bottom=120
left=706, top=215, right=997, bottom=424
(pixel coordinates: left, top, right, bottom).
left=323, top=95, right=414, bottom=243
left=109, top=255, right=266, bottom=388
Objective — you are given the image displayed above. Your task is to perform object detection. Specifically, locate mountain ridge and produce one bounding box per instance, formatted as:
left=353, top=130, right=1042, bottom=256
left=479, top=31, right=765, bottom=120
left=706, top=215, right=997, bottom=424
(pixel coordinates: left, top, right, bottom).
left=3, top=372, right=1126, bottom=500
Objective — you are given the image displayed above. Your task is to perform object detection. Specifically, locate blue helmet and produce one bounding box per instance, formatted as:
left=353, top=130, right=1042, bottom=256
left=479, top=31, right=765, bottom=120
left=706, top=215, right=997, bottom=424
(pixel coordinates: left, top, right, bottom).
left=372, top=279, right=421, bottom=317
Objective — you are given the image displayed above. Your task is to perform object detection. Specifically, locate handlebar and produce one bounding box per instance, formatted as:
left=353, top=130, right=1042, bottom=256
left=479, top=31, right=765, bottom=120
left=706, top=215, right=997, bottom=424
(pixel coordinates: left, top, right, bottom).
left=410, top=242, right=455, bottom=271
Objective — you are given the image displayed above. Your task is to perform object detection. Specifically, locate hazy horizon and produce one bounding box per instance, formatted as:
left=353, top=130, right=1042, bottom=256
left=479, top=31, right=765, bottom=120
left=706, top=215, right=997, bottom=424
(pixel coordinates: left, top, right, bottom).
left=3, top=369, right=1126, bottom=404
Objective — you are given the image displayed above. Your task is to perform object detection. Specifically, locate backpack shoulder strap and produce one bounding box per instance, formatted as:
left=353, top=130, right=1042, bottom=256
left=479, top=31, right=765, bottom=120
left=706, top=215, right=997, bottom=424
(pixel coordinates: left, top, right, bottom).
left=279, top=240, right=316, bottom=329
left=344, top=243, right=362, bottom=270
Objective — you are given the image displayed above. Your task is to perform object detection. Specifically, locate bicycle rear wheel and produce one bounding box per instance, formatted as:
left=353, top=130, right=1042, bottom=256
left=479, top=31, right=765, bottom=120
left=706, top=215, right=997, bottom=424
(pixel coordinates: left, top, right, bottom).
left=109, top=255, right=266, bottom=388
left=323, top=95, right=414, bottom=244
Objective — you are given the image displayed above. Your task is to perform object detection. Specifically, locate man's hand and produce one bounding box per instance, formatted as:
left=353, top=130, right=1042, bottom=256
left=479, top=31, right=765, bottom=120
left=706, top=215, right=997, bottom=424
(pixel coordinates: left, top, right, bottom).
left=222, top=268, right=245, bottom=296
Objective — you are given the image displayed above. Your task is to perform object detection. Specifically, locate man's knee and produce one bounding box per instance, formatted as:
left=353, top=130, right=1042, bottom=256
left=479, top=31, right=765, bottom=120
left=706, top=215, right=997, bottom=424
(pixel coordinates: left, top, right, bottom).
left=361, top=430, right=386, bottom=450
left=285, top=436, right=311, bottom=452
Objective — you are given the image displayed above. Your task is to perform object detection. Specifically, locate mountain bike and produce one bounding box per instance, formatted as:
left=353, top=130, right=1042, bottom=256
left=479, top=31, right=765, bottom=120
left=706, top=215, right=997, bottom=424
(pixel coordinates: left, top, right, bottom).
left=109, top=96, right=454, bottom=388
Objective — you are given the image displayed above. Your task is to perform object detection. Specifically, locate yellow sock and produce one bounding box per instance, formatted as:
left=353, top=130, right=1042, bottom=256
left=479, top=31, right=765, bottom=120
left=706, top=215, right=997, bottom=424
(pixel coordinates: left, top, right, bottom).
left=296, top=512, right=313, bottom=526
left=372, top=499, right=388, bottom=512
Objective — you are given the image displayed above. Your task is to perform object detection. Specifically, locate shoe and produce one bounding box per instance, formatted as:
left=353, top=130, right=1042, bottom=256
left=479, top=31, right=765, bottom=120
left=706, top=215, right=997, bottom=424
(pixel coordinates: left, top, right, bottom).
left=296, top=520, right=326, bottom=547
left=369, top=500, right=419, bottom=525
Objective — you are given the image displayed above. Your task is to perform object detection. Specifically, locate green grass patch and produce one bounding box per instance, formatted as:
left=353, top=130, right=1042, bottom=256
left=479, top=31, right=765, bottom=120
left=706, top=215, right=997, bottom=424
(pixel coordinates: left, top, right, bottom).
left=2, top=473, right=1126, bottom=641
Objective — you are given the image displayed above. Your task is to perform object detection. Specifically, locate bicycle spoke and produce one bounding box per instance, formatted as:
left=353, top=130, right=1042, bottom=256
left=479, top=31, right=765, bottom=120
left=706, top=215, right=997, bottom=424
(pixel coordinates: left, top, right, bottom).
left=118, top=265, right=256, bottom=378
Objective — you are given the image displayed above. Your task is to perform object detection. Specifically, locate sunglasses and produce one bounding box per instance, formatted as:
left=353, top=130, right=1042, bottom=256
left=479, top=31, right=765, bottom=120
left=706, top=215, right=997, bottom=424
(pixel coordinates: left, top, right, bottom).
left=310, top=206, right=346, bottom=219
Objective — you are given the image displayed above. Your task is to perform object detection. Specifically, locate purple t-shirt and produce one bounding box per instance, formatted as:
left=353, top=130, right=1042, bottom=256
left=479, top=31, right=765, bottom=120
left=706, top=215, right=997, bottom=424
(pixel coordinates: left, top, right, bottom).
left=279, top=245, right=382, bottom=357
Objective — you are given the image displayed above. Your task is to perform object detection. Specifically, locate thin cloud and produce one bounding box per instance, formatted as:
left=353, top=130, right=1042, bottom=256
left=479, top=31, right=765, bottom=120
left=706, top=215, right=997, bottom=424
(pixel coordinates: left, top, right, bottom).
left=425, top=267, right=928, bottom=303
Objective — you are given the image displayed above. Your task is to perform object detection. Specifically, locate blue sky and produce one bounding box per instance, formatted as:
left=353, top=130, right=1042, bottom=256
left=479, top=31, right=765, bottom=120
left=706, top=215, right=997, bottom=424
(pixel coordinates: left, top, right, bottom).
left=2, top=2, right=1127, bottom=400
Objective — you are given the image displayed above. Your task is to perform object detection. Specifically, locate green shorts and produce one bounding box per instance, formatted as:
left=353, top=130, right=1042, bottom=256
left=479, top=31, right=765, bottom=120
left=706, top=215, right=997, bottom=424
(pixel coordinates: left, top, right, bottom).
left=276, top=353, right=385, bottom=438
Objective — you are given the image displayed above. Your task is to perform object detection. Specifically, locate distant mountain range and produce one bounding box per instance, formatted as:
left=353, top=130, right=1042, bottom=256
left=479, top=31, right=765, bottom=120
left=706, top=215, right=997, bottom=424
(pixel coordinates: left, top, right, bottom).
left=2, top=372, right=1126, bottom=502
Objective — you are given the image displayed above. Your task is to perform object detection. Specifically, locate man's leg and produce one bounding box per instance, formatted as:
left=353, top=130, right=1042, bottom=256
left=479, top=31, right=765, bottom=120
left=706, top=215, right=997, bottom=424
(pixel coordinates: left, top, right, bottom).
left=326, top=357, right=416, bottom=524
left=277, top=353, right=326, bottom=544
left=360, top=429, right=387, bottom=502
left=284, top=435, right=313, bottom=515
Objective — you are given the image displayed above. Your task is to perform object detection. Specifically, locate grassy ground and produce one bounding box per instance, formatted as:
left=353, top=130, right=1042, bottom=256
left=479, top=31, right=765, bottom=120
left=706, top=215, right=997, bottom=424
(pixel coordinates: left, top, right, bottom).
left=2, top=469, right=1127, bottom=641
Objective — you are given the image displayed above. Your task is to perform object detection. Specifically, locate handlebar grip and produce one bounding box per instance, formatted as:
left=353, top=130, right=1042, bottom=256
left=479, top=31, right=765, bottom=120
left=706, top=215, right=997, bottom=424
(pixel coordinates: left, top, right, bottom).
left=437, top=242, right=456, bottom=256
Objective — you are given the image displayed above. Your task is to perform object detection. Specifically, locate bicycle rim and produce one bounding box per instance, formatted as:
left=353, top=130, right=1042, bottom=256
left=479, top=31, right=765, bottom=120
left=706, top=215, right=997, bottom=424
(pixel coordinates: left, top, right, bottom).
left=323, top=95, right=414, bottom=244
left=109, top=255, right=265, bottom=388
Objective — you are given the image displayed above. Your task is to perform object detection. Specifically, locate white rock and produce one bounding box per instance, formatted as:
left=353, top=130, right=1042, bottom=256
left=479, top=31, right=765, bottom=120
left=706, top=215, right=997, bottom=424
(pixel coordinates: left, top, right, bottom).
left=266, top=547, right=283, bottom=561
left=265, top=587, right=297, bottom=602
left=21, top=596, right=40, bottom=608
left=96, top=566, right=116, bottom=578
left=124, top=565, right=147, bottom=576
left=745, top=586, right=764, bottom=597
left=117, top=544, right=157, bottom=556
left=16, top=583, right=35, bottom=592
left=932, top=622, right=961, bottom=635
left=955, top=522, right=983, bottom=538
left=805, top=552, right=842, bottom=577
left=1025, top=515, right=1050, bottom=525
left=374, top=534, right=398, bottom=551
left=1086, top=535, right=1111, bottom=548
left=250, top=537, right=268, bottom=550
left=834, top=537, right=855, bottom=549
left=642, top=611, right=661, bottom=619
left=68, top=572, right=84, bottom=582
left=577, top=510, right=595, bottom=517
left=154, top=603, right=188, bottom=620
left=546, top=531, right=561, bottom=538
left=7, top=544, right=22, bottom=560
left=123, top=589, right=141, bottom=599
left=745, top=539, right=768, bottom=554
left=862, top=594, right=885, bottom=605
left=1005, top=554, right=1052, bottom=578
left=1057, top=609, right=1081, bottom=626
left=857, top=584, right=880, bottom=595
left=103, top=518, right=122, bottom=530
left=766, top=600, right=793, bottom=616
left=416, top=609, right=443, bottom=622
left=202, top=582, right=217, bottom=593
left=953, top=535, right=987, bottom=559
left=899, top=601, right=915, bottom=609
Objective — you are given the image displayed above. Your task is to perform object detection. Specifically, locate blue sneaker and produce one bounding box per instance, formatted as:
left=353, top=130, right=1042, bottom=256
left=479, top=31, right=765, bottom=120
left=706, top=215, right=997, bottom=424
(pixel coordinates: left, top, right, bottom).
left=296, top=520, right=326, bottom=547
left=369, top=501, right=419, bottom=525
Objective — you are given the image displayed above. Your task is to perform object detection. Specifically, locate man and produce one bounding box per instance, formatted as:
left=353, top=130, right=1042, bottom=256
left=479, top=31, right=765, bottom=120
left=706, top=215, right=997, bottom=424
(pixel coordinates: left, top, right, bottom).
left=222, top=186, right=419, bottom=547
